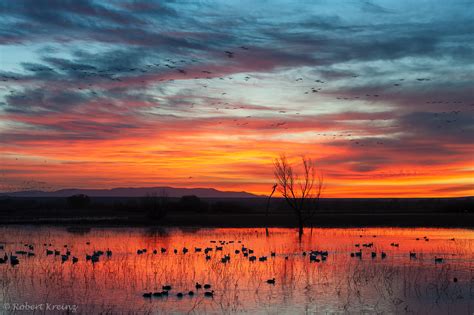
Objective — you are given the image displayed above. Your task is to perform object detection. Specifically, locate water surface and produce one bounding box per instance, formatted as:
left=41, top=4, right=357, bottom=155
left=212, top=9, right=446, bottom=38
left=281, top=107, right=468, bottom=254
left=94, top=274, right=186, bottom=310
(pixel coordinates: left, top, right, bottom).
left=0, top=226, right=472, bottom=314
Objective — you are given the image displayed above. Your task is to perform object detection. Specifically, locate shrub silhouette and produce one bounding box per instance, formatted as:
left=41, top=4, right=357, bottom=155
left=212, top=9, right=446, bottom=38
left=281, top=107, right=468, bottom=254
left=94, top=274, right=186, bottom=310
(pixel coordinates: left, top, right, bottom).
left=141, top=192, right=168, bottom=220
left=67, top=194, right=91, bottom=209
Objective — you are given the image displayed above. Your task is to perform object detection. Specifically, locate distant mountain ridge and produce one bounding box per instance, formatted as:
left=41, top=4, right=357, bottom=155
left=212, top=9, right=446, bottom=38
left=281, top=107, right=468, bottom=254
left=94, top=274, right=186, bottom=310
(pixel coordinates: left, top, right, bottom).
left=0, top=187, right=260, bottom=198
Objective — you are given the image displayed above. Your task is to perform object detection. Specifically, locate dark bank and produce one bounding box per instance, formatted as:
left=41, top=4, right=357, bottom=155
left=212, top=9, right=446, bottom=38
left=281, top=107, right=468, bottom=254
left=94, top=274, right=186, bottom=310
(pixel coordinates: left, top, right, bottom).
left=1, top=196, right=472, bottom=227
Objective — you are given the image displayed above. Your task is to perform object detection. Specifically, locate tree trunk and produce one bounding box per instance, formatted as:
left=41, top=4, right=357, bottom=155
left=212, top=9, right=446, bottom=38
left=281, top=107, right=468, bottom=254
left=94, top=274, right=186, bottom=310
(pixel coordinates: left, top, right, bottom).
left=297, top=212, right=304, bottom=240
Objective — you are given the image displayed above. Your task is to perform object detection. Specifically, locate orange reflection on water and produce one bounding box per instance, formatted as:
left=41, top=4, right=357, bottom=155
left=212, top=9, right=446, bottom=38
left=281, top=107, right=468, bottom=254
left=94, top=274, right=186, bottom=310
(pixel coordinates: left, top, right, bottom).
left=0, top=227, right=472, bottom=314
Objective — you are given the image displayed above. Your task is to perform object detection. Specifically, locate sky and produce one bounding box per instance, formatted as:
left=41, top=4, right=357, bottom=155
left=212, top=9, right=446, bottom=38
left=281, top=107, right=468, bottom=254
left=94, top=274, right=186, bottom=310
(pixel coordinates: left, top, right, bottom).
left=0, top=0, right=473, bottom=197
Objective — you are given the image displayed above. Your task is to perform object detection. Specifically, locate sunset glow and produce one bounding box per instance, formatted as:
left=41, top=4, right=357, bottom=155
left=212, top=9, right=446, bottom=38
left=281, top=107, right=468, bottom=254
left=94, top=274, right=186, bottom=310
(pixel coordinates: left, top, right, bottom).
left=1, top=1, right=473, bottom=197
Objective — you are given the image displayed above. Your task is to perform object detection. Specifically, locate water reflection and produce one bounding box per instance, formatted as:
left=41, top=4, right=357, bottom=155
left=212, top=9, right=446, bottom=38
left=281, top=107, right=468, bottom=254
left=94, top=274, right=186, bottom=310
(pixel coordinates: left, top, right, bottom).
left=0, top=226, right=472, bottom=314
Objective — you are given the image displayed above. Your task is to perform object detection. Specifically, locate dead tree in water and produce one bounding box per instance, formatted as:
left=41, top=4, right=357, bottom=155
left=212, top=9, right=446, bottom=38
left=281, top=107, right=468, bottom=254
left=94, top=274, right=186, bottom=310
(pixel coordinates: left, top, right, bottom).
left=265, top=183, right=278, bottom=236
left=273, top=155, right=323, bottom=239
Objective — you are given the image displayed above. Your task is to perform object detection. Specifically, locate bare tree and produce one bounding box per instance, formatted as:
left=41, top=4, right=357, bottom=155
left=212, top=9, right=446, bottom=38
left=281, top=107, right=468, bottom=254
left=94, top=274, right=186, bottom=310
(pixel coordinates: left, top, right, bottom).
left=273, top=155, right=323, bottom=238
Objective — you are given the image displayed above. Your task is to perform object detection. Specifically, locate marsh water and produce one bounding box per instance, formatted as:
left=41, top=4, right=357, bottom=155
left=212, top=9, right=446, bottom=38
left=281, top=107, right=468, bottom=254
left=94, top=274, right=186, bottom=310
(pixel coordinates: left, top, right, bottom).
left=0, top=226, right=472, bottom=314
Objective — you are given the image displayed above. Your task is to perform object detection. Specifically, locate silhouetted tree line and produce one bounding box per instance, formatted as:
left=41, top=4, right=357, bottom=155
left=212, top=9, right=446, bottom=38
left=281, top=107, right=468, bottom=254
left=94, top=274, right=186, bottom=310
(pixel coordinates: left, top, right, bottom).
left=110, top=194, right=249, bottom=216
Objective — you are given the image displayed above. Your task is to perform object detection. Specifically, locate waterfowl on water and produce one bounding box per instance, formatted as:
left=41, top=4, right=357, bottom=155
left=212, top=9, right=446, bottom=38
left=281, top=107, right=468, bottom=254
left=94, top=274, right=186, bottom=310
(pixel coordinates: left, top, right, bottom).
left=177, top=292, right=184, bottom=298
left=381, top=252, right=387, bottom=259
left=195, top=282, right=202, bottom=289
left=266, top=278, right=276, bottom=284
left=162, top=285, right=172, bottom=291
left=203, top=284, right=211, bottom=289
left=409, top=252, right=416, bottom=259
left=204, top=291, right=214, bottom=297
left=143, top=292, right=152, bottom=298
left=435, top=257, right=443, bottom=263
left=10, top=253, right=19, bottom=266
left=188, top=291, right=194, bottom=296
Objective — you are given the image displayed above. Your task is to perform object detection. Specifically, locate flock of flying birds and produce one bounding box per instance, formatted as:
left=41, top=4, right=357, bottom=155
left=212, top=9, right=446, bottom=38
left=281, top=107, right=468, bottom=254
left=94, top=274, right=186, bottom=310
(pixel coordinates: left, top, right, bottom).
left=1, top=46, right=469, bottom=135
left=0, top=45, right=471, bottom=191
